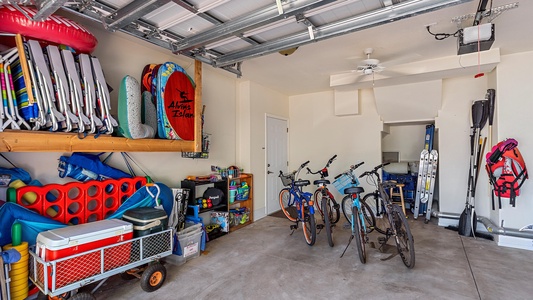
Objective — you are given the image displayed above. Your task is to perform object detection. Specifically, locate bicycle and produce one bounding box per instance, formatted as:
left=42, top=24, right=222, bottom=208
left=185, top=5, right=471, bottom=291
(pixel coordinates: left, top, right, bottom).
left=307, top=155, right=341, bottom=247
left=336, top=162, right=376, bottom=264
left=358, top=163, right=415, bottom=268
left=338, top=162, right=374, bottom=230
left=278, top=161, right=317, bottom=246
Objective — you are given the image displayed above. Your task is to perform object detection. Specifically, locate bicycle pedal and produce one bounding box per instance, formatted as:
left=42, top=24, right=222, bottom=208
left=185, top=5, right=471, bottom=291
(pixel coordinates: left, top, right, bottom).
left=316, top=224, right=324, bottom=230
left=377, top=237, right=387, bottom=244
left=290, top=224, right=298, bottom=230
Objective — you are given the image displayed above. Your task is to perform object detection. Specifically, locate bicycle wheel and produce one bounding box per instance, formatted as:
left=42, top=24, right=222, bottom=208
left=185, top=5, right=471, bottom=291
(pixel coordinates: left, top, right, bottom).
left=391, top=204, right=415, bottom=269
left=341, top=195, right=353, bottom=225
left=352, top=206, right=366, bottom=264
left=362, top=193, right=388, bottom=235
left=313, top=189, right=324, bottom=219
left=361, top=200, right=376, bottom=234
left=279, top=188, right=297, bottom=222
left=302, top=204, right=316, bottom=246
left=322, top=197, right=334, bottom=247
left=329, top=196, right=341, bottom=224
left=315, top=189, right=340, bottom=224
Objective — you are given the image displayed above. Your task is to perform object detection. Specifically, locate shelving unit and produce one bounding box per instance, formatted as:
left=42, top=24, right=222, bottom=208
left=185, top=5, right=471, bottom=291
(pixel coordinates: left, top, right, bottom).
left=181, top=179, right=228, bottom=215
left=0, top=130, right=197, bottom=152
left=181, top=173, right=253, bottom=234
left=0, top=61, right=204, bottom=153
left=228, top=173, right=253, bottom=232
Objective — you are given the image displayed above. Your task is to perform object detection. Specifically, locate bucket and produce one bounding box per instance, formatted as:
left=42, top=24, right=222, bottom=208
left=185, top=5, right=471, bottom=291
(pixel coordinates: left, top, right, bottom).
left=229, top=186, right=237, bottom=203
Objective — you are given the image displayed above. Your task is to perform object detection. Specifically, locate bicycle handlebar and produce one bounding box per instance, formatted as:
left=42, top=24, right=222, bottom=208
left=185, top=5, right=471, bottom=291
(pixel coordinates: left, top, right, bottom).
left=307, top=155, right=337, bottom=175
left=358, top=162, right=390, bottom=178
left=279, top=160, right=311, bottom=178
left=333, top=161, right=365, bottom=179
left=351, top=161, right=365, bottom=170
left=327, top=154, right=337, bottom=167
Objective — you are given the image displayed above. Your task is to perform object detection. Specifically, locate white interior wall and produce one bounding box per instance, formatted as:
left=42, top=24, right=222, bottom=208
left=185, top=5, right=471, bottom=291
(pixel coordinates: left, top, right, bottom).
left=436, top=74, right=490, bottom=217
left=245, top=81, right=289, bottom=219
left=382, top=125, right=429, bottom=162
left=288, top=90, right=383, bottom=200
left=493, top=51, right=533, bottom=249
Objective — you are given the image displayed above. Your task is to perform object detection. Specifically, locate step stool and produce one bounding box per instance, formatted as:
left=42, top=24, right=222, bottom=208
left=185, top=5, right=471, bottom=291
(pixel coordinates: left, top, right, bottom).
left=389, top=182, right=406, bottom=216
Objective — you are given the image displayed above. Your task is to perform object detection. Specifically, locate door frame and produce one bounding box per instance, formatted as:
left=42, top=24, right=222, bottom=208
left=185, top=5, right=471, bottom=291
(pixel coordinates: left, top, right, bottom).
left=264, top=114, right=289, bottom=216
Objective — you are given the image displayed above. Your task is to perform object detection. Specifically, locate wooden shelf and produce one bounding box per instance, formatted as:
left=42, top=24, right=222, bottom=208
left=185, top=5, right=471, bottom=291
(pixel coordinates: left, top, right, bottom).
left=198, top=203, right=228, bottom=214
left=229, top=221, right=252, bottom=232
left=0, top=130, right=198, bottom=152
left=0, top=61, right=204, bottom=153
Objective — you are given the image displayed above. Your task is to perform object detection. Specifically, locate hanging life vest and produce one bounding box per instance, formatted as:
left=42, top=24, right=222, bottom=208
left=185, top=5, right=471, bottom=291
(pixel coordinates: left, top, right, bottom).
left=485, top=138, right=528, bottom=209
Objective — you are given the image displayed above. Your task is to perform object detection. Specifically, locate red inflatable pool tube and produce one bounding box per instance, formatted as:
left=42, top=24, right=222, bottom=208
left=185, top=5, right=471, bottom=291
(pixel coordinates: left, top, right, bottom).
left=0, top=4, right=97, bottom=53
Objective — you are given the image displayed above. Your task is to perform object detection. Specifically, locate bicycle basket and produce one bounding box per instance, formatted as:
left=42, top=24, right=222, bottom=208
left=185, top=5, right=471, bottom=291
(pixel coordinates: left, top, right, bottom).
left=280, top=173, right=294, bottom=186
left=333, top=173, right=359, bottom=194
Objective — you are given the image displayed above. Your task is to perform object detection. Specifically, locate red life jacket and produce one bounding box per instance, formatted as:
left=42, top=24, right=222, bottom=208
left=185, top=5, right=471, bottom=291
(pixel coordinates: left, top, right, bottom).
left=485, top=138, right=528, bottom=209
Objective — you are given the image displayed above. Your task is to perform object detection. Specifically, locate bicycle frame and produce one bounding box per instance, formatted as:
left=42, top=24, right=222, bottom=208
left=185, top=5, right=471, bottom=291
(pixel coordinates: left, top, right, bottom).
left=279, top=161, right=317, bottom=245
left=351, top=196, right=366, bottom=233
left=345, top=163, right=367, bottom=234
left=360, top=163, right=401, bottom=238
left=307, top=154, right=337, bottom=217
left=286, top=182, right=315, bottom=219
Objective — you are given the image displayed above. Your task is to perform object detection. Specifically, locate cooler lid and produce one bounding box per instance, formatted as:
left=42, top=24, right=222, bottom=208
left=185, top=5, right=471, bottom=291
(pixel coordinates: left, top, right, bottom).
left=36, top=219, right=133, bottom=248
left=122, top=207, right=168, bottom=223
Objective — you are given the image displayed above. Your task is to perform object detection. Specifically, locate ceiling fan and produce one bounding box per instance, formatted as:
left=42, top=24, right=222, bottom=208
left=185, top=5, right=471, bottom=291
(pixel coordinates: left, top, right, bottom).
left=340, top=47, right=418, bottom=85
left=356, top=48, right=385, bottom=76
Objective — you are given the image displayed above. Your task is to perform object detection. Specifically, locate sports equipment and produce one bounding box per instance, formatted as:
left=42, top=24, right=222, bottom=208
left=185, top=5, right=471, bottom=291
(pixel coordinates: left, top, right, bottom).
left=156, top=62, right=195, bottom=140
left=486, top=138, right=528, bottom=209
left=118, top=75, right=156, bottom=139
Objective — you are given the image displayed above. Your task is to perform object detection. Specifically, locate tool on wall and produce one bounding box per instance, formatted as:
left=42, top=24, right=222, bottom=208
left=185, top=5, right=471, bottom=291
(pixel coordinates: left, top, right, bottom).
left=458, top=99, right=488, bottom=238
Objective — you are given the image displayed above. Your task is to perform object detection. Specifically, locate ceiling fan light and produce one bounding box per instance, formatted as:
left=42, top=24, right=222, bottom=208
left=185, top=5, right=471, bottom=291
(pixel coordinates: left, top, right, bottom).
left=363, top=68, right=373, bottom=75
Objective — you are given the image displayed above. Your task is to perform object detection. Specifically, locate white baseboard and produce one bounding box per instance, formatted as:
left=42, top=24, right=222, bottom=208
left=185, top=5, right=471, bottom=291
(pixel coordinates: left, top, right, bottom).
left=498, top=235, right=533, bottom=251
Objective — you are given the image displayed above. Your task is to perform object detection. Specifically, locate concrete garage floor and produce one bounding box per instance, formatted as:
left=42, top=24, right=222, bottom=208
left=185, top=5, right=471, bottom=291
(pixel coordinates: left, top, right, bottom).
left=93, top=214, right=533, bottom=300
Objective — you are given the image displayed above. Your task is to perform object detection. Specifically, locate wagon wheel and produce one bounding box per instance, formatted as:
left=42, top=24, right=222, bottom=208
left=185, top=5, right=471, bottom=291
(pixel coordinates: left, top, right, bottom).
left=69, top=292, right=96, bottom=300
left=140, top=263, right=167, bottom=292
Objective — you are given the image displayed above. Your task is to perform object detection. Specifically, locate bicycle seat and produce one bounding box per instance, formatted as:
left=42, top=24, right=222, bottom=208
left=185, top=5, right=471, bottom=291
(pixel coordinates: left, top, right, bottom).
left=313, top=179, right=330, bottom=185
left=344, top=187, right=364, bottom=195
left=294, top=180, right=310, bottom=186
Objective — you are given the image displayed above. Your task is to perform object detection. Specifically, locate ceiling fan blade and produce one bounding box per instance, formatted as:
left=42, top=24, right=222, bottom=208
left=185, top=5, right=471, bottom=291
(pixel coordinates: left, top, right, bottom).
left=380, top=69, right=408, bottom=77
left=380, top=53, right=422, bottom=67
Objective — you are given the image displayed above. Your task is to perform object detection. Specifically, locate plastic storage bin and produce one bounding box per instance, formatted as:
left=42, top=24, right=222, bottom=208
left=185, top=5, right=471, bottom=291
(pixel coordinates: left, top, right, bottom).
left=164, top=223, right=203, bottom=265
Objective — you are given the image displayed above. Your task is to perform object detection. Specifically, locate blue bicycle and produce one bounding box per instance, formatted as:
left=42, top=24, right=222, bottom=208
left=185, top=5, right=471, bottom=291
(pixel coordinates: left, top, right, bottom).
left=278, top=161, right=316, bottom=246
left=337, top=162, right=376, bottom=264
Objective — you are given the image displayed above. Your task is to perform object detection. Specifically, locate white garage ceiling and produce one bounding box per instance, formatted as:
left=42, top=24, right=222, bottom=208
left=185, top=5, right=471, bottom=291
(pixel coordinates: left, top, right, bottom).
left=6, top=0, right=531, bottom=96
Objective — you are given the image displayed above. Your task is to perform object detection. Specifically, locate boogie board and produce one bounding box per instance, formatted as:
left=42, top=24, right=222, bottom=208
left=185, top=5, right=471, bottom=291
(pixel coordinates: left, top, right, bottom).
left=117, top=75, right=156, bottom=139
left=141, top=64, right=157, bottom=95
left=156, top=62, right=195, bottom=140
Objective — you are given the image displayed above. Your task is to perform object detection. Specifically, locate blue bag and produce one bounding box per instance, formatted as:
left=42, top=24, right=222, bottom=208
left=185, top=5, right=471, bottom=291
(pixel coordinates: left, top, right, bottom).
left=58, top=152, right=132, bottom=182
left=0, top=153, right=32, bottom=184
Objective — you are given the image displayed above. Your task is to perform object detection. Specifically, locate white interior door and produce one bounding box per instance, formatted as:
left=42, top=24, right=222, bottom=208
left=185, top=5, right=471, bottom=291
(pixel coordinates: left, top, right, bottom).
left=266, top=116, right=288, bottom=215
